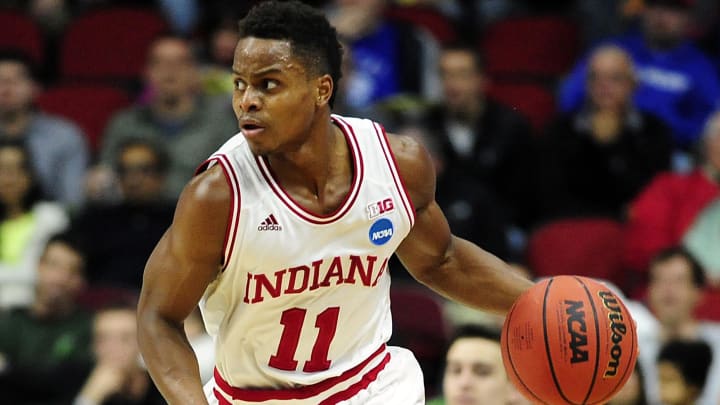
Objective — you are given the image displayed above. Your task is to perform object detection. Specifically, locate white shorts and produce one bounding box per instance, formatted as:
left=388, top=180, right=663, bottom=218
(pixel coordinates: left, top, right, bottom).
left=204, top=346, right=425, bottom=405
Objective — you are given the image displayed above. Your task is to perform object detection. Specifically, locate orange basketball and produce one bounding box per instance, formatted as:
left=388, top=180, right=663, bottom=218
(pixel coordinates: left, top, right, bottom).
left=501, top=275, right=638, bottom=405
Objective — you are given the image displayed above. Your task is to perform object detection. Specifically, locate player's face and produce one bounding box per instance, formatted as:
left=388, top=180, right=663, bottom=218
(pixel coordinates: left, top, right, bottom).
left=439, top=50, right=484, bottom=114
left=443, top=337, right=509, bottom=405
left=232, top=37, right=323, bottom=156
left=648, top=256, right=700, bottom=325
left=0, top=62, right=35, bottom=114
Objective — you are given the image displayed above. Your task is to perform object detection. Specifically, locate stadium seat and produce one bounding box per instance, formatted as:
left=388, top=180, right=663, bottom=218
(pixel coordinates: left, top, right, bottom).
left=60, top=7, right=168, bottom=82
left=389, top=283, right=448, bottom=397
left=0, top=11, right=44, bottom=64
left=384, top=6, right=457, bottom=44
left=486, top=81, right=556, bottom=133
left=76, top=285, right=139, bottom=311
left=481, top=16, right=580, bottom=79
left=526, top=218, right=626, bottom=288
left=696, top=286, right=720, bottom=322
left=35, top=84, right=131, bottom=151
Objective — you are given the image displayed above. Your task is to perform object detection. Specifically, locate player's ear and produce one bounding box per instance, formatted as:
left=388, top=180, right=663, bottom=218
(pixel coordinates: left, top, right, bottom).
left=316, top=74, right=333, bottom=107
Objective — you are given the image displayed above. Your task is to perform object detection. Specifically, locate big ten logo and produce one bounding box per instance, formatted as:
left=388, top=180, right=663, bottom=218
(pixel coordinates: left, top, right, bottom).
left=367, top=198, right=394, bottom=219
left=564, top=300, right=589, bottom=364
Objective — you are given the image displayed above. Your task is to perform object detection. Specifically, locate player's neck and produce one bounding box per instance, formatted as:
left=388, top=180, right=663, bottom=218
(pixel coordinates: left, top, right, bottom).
left=267, top=117, right=349, bottom=202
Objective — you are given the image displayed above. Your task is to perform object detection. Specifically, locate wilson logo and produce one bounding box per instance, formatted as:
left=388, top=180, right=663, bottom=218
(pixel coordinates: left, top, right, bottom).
left=599, top=291, right=628, bottom=378
left=565, top=300, right=589, bottom=364
left=258, top=214, right=282, bottom=231
left=369, top=218, right=394, bottom=246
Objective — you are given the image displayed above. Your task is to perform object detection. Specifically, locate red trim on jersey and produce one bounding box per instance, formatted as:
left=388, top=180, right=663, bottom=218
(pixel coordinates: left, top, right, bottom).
left=254, top=116, right=364, bottom=225
left=213, top=344, right=387, bottom=402
left=196, top=155, right=242, bottom=272
left=372, top=123, right=416, bottom=227
left=213, top=389, right=233, bottom=405
left=318, top=353, right=391, bottom=404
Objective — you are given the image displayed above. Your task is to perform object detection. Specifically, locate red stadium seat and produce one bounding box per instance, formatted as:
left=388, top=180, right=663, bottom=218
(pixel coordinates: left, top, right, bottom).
left=390, top=283, right=448, bottom=397
left=481, top=16, right=580, bottom=78
left=0, top=11, right=44, bottom=64
left=696, top=286, right=720, bottom=322
left=486, top=81, right=556, bottom=133
left=36, top=84, right=131, bottom=151
left=526, top=218, right=626, bottom=288
left=384, top=6, right=457, bottom=44
left=60, top=7, right=168, bottom=82
left=76, top=285, right=139, bottom=311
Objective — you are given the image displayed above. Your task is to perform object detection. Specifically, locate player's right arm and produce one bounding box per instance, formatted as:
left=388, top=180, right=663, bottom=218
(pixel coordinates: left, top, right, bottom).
left=137, top=165, right=230, bottom=404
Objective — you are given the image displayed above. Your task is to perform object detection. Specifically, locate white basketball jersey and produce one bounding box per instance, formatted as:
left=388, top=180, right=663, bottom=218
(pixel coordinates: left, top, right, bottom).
left=197, top=115, right=415, bottom=391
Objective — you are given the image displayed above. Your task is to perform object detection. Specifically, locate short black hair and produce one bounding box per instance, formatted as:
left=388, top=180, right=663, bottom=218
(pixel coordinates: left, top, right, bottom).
left=237, top=0, right=343, bottom=107
left=0, top=49, right=38, bottom=81
left=114, top=137, right=171, bottom=175
left=658, top=339, right=713, bottom=391
left=649, top=246, right=706, bottom=288
left=448, top=324, right=502, bottom=347
left=44, top=231, right=88, bottom=274
left=441, top=42, right=485, bottom=73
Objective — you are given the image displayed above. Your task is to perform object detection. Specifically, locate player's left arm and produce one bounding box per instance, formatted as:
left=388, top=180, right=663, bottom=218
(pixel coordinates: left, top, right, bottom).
left=390, top=133, right=533, bottom=314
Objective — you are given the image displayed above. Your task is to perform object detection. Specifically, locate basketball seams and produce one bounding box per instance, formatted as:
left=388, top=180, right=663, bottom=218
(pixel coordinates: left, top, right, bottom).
left=575, top=277, right=601, bottom=405
left=503, top=300, right=548, bottom=404
left=542, top=278, right=578, bottom=405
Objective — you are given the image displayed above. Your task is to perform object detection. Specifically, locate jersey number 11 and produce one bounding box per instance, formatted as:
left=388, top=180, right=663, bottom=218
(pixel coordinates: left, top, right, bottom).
left=269, top=307, right=340, bottom=372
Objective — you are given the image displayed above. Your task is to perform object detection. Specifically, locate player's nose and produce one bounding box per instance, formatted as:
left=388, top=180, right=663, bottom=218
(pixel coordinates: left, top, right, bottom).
left=237, top=87, right=262, bottom=112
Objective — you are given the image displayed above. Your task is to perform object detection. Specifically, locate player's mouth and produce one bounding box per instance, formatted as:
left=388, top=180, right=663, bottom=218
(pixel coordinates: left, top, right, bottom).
left=240, top=120, right=266, bottom=138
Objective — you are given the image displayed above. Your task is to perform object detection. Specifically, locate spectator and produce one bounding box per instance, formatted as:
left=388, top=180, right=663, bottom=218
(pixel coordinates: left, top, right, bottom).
left=0, top=232, right=93, bottom=404
left=198, top=18, right=238, bottom=97
left=325, top=0, right=441, bottom=109
left=558, top=0, right=720, bottom=149
left=536, top=45, right=672, bottom=221
left=635, top=247, right=720, bottom=405
left=0, top=50, right=89, bottom=207
left=73, top=139, right=174, bottom=291
left=623, top=110, right=720, bottom=279
left=94, top=36, right=237, bottom=201
left=74, top=301, right=165, bottom=405
left=682, top=198, right=720, bottom=285
left=657, top=340, right=713, bottom=405
left=0, top=139, right=68, bottom=309
left=418, top=43, right=535, bottom=230
left=427, top=324, right=515, bottom=405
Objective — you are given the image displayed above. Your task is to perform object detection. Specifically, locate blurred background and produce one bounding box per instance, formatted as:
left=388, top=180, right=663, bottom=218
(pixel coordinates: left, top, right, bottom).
left=0, top=0, right=719, bottom=404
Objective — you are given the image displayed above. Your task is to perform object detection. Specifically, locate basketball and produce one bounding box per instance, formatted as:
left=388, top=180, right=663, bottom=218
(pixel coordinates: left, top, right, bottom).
left=501, top=275, right=638, bottom=405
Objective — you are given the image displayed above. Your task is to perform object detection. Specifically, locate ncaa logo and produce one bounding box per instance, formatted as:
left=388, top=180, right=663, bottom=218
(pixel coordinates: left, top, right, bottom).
left=369, top=218, right=394, bottom=246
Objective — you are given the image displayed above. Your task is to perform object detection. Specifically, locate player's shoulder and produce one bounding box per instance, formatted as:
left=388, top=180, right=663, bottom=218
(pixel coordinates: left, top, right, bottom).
left=385, top=131, right=435, bottom=210
left=179, top=164, right=232, bottom=213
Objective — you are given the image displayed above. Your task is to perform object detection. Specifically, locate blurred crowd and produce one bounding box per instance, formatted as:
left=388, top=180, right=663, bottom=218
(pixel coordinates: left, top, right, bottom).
left=1, top=0, right=720, bottom=403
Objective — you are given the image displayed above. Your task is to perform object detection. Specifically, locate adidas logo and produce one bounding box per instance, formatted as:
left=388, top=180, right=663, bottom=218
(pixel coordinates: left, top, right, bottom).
left=258, top=214, right=282, bottom=231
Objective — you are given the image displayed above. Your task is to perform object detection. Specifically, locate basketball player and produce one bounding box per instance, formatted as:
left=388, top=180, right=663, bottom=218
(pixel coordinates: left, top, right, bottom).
left=136, top=1, right=533, bottom=404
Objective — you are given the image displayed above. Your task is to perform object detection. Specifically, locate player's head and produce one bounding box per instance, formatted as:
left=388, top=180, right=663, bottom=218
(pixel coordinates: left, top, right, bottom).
left=233, top=0, right=343, bottom=154
left=439, top=42, right=486, bottom=114
left=586, top=45, right=636, bottom=112
left=144, top=35, right=199, bottom=103
left=114, top=138, right=169, bottom=203
left=657, top=339, right=712, bottom=405
left=647, top=246, right=705, bottom=326
left=442, top=324, right=510, bottom=405
left=35, top=232, right=87, bottom=312
left=0, top=50, right=39, bottom=116
left=0, top=138, right=43, bottom=220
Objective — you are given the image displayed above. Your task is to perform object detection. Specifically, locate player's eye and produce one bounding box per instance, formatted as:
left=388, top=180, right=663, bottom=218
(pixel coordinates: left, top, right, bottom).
left=263, top=79, right=279, bottom=90
left=234, top=80, right=247, bottom=91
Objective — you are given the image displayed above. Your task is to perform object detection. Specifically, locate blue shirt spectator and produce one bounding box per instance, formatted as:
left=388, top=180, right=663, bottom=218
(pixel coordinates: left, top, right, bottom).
left=559, top=1, right=720, bottom=148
